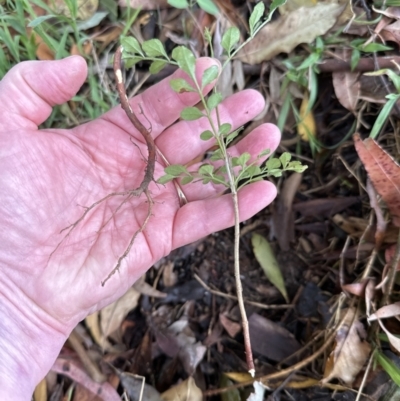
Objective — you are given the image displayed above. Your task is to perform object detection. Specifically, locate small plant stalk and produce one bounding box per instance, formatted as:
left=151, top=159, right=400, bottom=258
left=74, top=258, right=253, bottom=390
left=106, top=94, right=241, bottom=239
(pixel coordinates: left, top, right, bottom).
left=223, top=149, right=255, bottom=376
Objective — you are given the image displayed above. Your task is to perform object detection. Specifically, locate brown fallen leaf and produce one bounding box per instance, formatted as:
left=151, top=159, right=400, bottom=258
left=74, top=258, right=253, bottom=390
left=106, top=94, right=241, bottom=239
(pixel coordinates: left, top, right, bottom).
left=354, top=133, right=400, bottom=227
left=118, top=0, right=169, bottom=8
left=333, top=71, right=360, bottom=113
left=381, top=20, right=400, bottom=45
left=33, top=378, right=47, bottom=401
left=249, top=313, right=301, bottom=362
left=51, top=0, right=98, bottom=20
left=52, top=358, right=120, bottom=401
left=272, top=172, right=302, bottom=251
left=219, top=313, right=242, bottom=338
left=322, top=308, right=371, bottom=385
left=368, top=302, right=400, bottom=321
left=161, top=377, right=202, bottom=401
left=100, top=286, right=140, bottom=340
left=239, top=2, right=345, bottom=64
left=294, top=196, right=360, bottom=218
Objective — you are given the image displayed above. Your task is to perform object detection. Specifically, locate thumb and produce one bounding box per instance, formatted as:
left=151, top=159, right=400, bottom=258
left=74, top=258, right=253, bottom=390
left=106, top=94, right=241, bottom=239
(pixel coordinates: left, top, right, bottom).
left=0, top=56, right=87, bottom=131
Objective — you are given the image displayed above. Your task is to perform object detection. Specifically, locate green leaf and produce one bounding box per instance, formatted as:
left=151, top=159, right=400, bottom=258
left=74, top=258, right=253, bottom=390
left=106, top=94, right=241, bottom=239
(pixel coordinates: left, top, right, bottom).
left=170, top=78, right=196, bottom=93
left=249, top=2, right=265, bottom=36
left=287, top=161, right=307, bottom=173
left=226, top=131, right=239, bottom=144
left=360, top=43, right=393, bottom=52
left=350, top=48, right=360, bottom=71
left=124, top=57, right=142, bottom=69
left=181, top=175, right=194, bottom=185
left=157, top=174, right=175, bottom=184
left=28, top=15, right=55, bottom=28
left=142, top=39, right=168, bottom=58
left=369, top=94, right=400, bottom=139
left=219, top=123, right=231, bottom=136
left=207, top=92, right=222, bottom=110
left=237, top=152, right=251, bottom=166
left=172, top=46, right=196, bottom=79
left=199, top=164, right=215, bottom=175
left=279, top=152, right=291, bottom=168
left=197, top=0, right=219, bottom=15
left=200, top=130, right=214, bottom=140
left=165, top=164, right=188, bottom=176
left=375, top=351, right=400, bottom=386
left=210, top=149, right=223, bottom=161
left=231, top=157, right=240, bottom=167
left=168, top=0, right=189, bottom=8
left=202, top=65, right=219, bottom=88
left=268, top=169, right=283, bottom=177
left=149, top=60, right=167, bottom=74
left=181, top=107, right=204, bottom=120
left=204, top=27, right=212, bottom=46
left=121, top=36, right=143, bottom=56
left=258, top=149, right=270, bottom=158
left=266, top=157, right=281, bottom=170
left=241, top=165, right=261, bottom=178
left=220, top=375, right=241, bottom=401
left=251, top=233, right=289, bottom=302
left=221, top=27, right=240, bottom=55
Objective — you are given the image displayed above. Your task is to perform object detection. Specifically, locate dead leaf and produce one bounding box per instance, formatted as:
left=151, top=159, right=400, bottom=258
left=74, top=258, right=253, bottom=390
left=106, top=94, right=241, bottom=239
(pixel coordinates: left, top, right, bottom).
left=31, top=31, right=55, bottom=60
left=34, top=378, right=47, bottom=401
left=52, top=358, right=120, bottom=401
left=219, top=313, right=242, bottom=338
left=154, top=316, right=206, bottom=376
left=52, top=0, right=99, bottom=20
left=133, top=277, right=167, bottom=298
left=73, top=384, right=103, bottom=401
left=294, top=197, right=360, bottom=218
left=333, top=72, right=360, bottom=113
left=70, top=41, right=93, bottom=56
left=272, top=172, right=302, bottom=250
left=279, top=0, right=317, bottom=16
left=376, top=319, right=400, bottom=353
left=119, top=372, right=162, bottom=401
left=118, top=0, right=169, bottom=8
left=224, top=372, right=253, bottom=383
left=369, top=302, right=400, bottom=321
left=322, top=308, right=371, bottom=384
left=298, top=92, right=317, bottom=142
left=249, top=313, right=301, bottom=362
left=100, top=287, right=140, bottom=339
left=375, top=6, right=400, bottom=19
left=163, top=261, right=178, bottom=287
left=161, top=377, right=202, bottom=401
left=85, top=312, right=116, bottom=351
left=381, top=20, right=400, bottom=44
left=251, top=234, right=289, bottom=302
left=239, top=2, right=345, bottom=64
left=354, top=133, right=400, bottom=227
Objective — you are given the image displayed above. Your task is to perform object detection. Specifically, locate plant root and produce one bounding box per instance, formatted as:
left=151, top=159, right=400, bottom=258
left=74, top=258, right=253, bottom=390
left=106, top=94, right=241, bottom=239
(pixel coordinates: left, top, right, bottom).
left=52, top=45, right=156, bottom=286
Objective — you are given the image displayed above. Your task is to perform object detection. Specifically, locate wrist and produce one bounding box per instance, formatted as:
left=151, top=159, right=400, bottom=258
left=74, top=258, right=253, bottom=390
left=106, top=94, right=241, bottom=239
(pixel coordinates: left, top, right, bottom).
left=0, top=276, right=70, bottom=400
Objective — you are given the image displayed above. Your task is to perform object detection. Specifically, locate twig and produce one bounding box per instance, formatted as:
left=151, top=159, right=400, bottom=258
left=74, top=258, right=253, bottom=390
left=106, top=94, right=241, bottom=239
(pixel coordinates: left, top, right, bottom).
left=194, top=274, right=293, bottom=310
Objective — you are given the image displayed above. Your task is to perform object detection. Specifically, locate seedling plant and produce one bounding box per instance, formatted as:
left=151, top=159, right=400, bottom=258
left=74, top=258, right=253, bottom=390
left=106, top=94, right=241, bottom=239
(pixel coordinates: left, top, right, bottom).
left=58, top=1, right=307, bottom=376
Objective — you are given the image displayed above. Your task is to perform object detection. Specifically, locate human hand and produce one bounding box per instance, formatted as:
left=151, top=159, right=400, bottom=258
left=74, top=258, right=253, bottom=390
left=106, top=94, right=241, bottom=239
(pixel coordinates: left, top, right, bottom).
left=0, top=55, right=280, bottom=399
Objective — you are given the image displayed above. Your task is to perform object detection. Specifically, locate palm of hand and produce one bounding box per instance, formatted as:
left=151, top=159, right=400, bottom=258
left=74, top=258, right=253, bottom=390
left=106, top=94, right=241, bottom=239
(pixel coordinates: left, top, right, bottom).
left=0, top=56, right=280, bottom=335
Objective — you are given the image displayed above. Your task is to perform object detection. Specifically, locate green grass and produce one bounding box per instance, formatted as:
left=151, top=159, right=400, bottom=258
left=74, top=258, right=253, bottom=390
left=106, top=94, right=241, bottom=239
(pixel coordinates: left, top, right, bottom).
left=0, top=0, right=140, bottom=128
